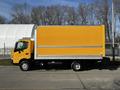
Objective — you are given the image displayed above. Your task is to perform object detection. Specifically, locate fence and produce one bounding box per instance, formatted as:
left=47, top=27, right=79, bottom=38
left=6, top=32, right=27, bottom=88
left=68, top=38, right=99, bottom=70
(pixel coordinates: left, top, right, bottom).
left=106, top=43, right=120, bottom=56
left=0, top=48, right=13, bottom=55
left=0, top=47, right=13, bottom=59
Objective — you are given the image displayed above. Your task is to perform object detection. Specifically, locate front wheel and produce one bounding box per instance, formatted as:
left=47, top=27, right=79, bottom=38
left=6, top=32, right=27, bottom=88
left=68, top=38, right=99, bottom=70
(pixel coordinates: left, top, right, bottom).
left=19, top=61, right=31, bottom=71
left=71, top=61, right=82, bottom=71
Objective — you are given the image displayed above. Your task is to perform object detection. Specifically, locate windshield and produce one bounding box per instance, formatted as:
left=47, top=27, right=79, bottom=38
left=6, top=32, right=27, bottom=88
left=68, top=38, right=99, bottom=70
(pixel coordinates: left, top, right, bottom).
left=14, top=41, right=28, bottom=52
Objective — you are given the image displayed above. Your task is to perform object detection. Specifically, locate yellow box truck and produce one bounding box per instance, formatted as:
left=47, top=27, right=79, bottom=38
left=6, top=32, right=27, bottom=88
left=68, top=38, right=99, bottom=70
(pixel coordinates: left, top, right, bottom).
left=11, top=25, right=106, bottom=71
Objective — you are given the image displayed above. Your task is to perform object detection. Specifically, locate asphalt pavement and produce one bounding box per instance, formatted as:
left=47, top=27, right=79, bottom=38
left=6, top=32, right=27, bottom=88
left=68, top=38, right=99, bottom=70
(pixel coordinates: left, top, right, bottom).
left=0, top=66, right=120, bottom=90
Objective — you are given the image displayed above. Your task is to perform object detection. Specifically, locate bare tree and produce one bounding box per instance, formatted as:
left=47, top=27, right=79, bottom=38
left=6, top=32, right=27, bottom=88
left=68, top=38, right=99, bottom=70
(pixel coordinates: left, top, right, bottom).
left=31, top=6, right=47, bottom=25
left=10, top=3, right=32, bottom=24
left=64, top=6, right=78, bottom=25
left=45, top=5, right=66, bottom=25
left=45, top=6, right=59, bottom=25
left=114, top=0, right=120, bottom=43
left=51, top=6, right=64, bottom=25
left=31, top=5, right=65, bottom=25
left=93, top=0, right=111, bottom=42
left=116, top=35, right=120, bottom=43
left=0, top=15, right=6, bottom=24
left=114, top=0, right=120, bottom=18
left=87, top=4, right=96, bottom=25
left=78, top=3, right=89, bottom=25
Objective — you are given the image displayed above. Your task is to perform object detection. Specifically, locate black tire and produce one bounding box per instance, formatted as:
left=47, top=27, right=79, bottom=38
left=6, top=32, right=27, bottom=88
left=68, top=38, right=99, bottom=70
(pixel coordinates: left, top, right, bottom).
left=19, top=61, right=31, bottom=71
left=71, top=61, right=81, bottom=71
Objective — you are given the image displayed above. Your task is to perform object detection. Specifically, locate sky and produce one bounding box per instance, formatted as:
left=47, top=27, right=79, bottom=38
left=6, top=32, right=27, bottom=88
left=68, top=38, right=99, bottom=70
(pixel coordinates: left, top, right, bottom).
left=0, top=0, right=119, bottom=33
left=0, top=0, right=92, bottom=19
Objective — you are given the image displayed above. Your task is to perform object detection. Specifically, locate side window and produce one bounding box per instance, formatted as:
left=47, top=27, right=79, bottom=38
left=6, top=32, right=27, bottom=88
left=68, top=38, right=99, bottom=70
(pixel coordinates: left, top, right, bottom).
left=17, top=42, right=24, bottom=50
left=14, top=41, right=28, bottom=52
left=21, top=42, right=28, bottom=50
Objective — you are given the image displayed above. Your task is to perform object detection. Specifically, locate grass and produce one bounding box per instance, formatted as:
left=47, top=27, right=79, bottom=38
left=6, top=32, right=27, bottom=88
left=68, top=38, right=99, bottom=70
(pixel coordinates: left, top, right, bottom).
left=0, top=59, right=13, bottom=66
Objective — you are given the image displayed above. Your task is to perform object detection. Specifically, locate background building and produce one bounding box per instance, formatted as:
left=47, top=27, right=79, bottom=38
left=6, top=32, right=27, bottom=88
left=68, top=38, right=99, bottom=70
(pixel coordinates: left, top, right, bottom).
left=0, top=24, right=35, bottom=55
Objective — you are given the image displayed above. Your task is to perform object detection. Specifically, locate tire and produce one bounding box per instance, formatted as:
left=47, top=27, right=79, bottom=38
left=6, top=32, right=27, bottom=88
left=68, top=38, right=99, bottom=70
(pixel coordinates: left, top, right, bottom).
left=19, top=61, right=31, bottom=71
left=71, top=61, right=81, bottom=71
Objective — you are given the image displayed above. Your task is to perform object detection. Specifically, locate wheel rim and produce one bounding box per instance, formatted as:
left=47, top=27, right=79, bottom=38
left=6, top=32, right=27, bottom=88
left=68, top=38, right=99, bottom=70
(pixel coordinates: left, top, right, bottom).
left=74, top=63, right=81, bottom=70
left=22, top=63, right=28, bottom=70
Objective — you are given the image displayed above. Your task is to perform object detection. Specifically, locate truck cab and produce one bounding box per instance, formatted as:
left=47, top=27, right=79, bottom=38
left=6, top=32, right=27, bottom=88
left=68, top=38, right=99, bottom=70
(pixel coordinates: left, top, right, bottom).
left=11, top=38, right=34, bottom=70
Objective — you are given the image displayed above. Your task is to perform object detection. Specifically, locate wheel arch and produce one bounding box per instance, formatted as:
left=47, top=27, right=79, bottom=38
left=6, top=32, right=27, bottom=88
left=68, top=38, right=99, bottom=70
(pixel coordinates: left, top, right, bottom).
left=19, top=58, right=31, bottom=64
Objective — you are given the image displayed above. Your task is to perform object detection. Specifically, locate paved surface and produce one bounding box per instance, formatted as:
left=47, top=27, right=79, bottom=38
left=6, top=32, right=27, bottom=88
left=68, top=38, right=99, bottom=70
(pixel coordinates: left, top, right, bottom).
left=1, top=66, right=120, bottom=90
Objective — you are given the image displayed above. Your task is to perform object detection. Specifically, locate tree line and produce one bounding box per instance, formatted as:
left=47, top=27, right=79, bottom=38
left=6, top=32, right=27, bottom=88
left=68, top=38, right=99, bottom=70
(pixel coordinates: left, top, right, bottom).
left=0, top=0, right=120, bottom=42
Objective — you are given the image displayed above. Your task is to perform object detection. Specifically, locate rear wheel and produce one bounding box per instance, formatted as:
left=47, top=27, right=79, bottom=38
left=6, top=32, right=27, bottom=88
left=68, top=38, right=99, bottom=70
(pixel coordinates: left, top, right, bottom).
left=71, top=61, right=82, bottom=71
left=19, top=61, right=31, bottom=71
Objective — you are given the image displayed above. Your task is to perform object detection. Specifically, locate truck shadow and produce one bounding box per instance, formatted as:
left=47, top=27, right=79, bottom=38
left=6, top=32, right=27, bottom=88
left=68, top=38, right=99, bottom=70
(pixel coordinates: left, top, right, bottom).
left=31, top=64, right=71, bottom=71
left=82, top=61, right=120, bottom=71
left=31, top=61, right=120, bottom=71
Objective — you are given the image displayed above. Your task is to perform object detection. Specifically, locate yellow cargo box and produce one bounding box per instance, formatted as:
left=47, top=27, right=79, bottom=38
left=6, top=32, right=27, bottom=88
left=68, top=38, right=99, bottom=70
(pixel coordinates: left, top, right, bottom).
left=35, top=25, right=105, bottom=59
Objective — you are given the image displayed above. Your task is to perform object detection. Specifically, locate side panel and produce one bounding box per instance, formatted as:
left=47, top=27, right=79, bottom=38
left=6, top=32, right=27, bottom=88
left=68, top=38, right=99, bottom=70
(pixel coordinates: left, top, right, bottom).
left=35, top=25, right=105, bottom=60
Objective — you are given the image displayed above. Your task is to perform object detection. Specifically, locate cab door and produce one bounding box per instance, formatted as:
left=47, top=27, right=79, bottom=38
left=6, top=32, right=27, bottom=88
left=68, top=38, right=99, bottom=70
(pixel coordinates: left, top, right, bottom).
left=12, top=41, right=31, bottom=64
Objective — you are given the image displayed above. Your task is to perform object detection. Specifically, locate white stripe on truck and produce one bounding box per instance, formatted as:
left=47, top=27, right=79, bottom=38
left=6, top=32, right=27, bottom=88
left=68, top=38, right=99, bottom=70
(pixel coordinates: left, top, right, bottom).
left=36, top=55, right=102, bottom=60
